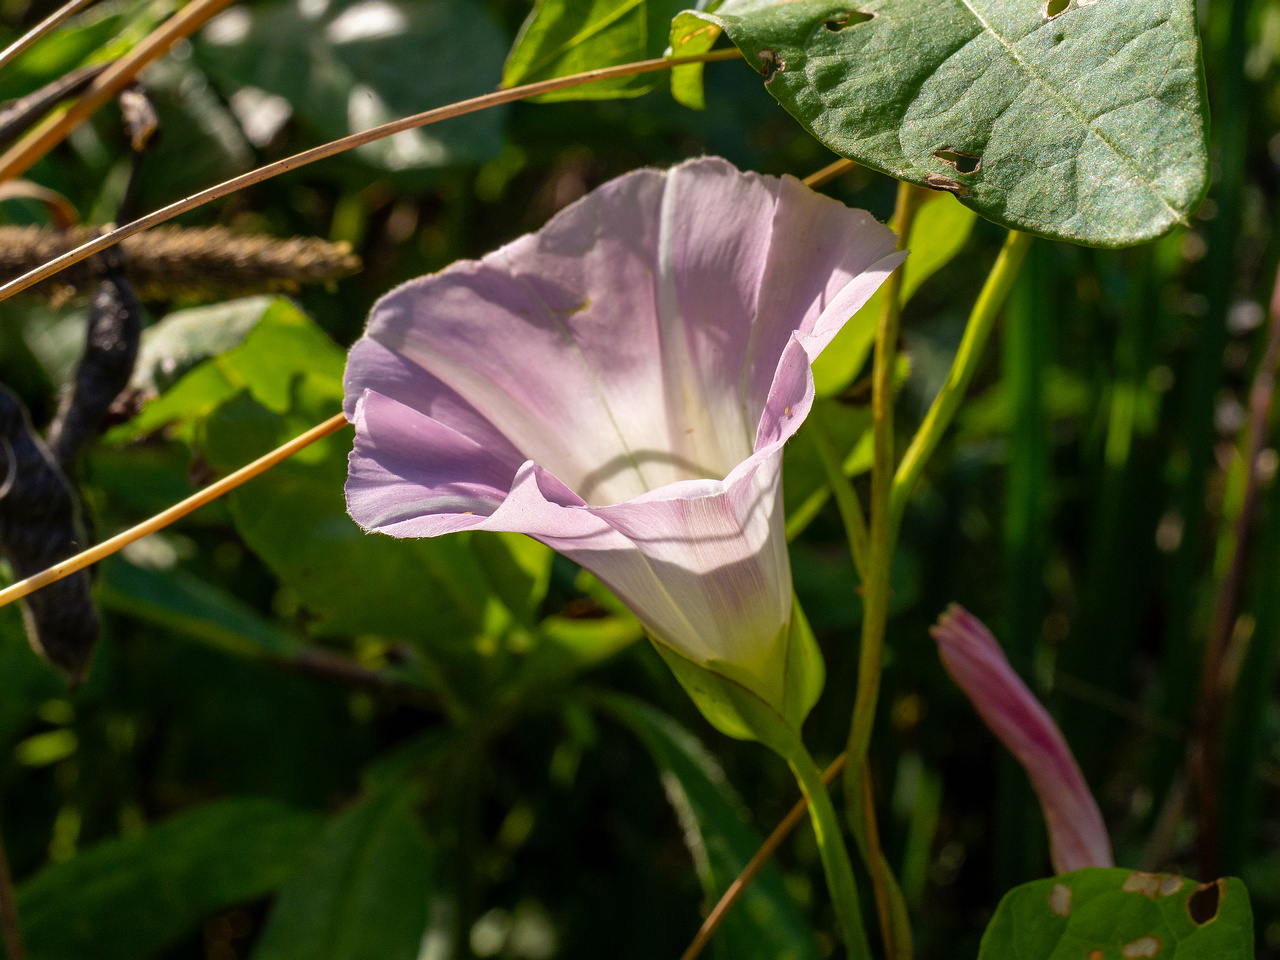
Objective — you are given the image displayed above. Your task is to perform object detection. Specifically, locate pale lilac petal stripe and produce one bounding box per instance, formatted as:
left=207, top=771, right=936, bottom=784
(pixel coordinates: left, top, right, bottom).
left=930, top=604, right=1114, bottom=874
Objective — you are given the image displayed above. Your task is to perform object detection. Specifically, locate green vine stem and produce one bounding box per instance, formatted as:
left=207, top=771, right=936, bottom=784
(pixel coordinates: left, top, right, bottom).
left=889, top=230, right=1033, bottom=535
left=843, top=180, right=925, bottom=792
left=784, top=740, right=873, bottom=960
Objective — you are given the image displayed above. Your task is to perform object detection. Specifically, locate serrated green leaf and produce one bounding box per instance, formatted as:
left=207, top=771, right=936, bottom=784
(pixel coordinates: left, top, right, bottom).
left=502, top=0, right=688, bottom=101
left=252, top=785, right=435, bottom=960
left=978, top=868, right=1253, bottom=960
left=601, top=694, right=822, bottom=960
left=673, top=0, right=1208, bottom=245
left=17, top=799, right=322, bottom=960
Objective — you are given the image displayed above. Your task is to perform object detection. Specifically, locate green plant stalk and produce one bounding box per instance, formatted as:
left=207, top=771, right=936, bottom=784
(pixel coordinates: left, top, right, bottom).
left=784, top=741, right=872, bottom=960
left=843, top=181, right=925, bottom=786
left=838, top=180, right=922, bottom=960
left=889, top=230, right=1033, bottom=535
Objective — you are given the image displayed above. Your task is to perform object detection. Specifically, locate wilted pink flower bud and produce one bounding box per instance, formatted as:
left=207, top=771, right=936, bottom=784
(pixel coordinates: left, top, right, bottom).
left=930, top=604, right=1113, bottom=874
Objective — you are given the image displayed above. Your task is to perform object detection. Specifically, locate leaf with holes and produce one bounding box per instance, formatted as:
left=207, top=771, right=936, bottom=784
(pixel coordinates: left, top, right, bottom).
left=978, top=868, right=1253, bottom=960
left=671, top=0, right=1208, bottom=246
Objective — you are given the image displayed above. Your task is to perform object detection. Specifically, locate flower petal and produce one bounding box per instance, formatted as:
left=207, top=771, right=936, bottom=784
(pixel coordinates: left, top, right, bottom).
left=746, top=175, right=904, bottom=417
left=930, top=605, right=1114, bottom=874
left=346, top=390, right=518, bottom=536
left=362, top=169, right=682, bottom=506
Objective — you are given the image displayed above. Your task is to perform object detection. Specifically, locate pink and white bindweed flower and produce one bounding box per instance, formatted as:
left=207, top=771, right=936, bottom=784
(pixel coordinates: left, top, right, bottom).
left=930, top=604, right=1114, bottom=874
left=343, top=156, right=903, bottom=731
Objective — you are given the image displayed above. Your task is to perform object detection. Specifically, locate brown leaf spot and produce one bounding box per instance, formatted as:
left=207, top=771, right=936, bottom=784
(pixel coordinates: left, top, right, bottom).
left=922, top=173, right=970, bottom=197
left=1049, top=883, right=1072, bottom=917
left=933, top=148, right=982, bottom=175
left=756, top=49, right=785, bottom=79
left=1122, top=937, right=1159, bottom=958
left=1122, top=871, right=1162, bottom=899
left=1159, top=876, right=1182, bottom=897
left=1187, top=879, right=1223, bottom=926
left=823, top=9, right=874, bottom=29
left=1089, top=952, right=1103, bottom=960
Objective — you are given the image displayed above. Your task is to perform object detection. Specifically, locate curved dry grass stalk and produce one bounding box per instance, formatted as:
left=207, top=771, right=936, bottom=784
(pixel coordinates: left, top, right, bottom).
left=0, top=0, right=101, bottom=75
left=0, top=0, right=238, bottom=182
left=0, top=48, right=744, bottom=304
left=0, top=413, right=349, bottom=611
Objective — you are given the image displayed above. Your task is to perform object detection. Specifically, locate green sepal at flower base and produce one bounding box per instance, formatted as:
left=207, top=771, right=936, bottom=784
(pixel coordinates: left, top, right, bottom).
left=651, top=593, right=822, bottom=756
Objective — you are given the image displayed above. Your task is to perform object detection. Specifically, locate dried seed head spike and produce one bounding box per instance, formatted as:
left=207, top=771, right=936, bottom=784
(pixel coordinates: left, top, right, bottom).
left=0, top=385, right=98, bottom=683
left=0, top=225, right=362, bottom=301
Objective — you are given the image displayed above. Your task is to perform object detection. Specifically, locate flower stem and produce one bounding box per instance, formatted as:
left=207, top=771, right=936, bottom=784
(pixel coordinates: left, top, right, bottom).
left=785, top=742, right=871, bottom=960
left=843, top=180, right=924, bottom=787
left=889, top=230, right=1033, bottom=535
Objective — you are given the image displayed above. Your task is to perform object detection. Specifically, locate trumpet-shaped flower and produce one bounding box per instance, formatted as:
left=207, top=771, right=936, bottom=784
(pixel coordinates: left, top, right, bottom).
left=343, top=156, right=903, bottom=737
left=930, top=604, right=1113, bottom=874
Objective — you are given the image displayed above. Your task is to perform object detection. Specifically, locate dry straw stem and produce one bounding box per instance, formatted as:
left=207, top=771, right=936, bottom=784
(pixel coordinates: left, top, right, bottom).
left=0, top=413, right=349, bottom=611
left=679, top=753, right=847, bottom=960
left=0, top=48, right=744, bottom=304
left=0, top=0, right=238, bottom=182
left=0, top=0, right=101, bottom=75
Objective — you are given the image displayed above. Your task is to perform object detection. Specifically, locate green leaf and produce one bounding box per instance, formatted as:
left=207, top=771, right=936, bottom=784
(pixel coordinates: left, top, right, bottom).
left=672, top=0, right=1209, bottom=246
left=812, top=192, right=977, bottom=396
left=252, top=785, right=435, bottom=960
left=978, top=868, right=1254, bottom=960
left=97, top=557, right=303, bottom=660
left=130, top=296, right=275, bottom=396
left=502, top=0, right=687, bottom=101
left=107, top=297, right=338, bottom=442
left=601, top=694, right=822, bottom=960
left=195, top=0, right=508, bottom=171
left=201, top=391, right=489, bottom=647
left=471, top=532, right=553, bottom=628
left=17, top=799, right=322, bottom=960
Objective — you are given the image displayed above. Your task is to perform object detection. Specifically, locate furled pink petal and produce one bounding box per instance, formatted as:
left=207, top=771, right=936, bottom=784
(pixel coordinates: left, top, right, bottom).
left=345, top=156, right=903, bottom=708
left=930, top=605, right=1114, bottom=874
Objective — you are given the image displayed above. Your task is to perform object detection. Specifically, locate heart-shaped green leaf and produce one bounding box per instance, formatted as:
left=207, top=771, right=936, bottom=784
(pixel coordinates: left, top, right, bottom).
left=979, top=868, right=1253, bottom=960
left=672, top=0, right=1208, bottom=246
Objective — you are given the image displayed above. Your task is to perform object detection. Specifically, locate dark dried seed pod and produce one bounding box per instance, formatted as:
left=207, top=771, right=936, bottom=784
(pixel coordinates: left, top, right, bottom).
left=0, top=386, right=98, bottom=683
left=0, top=225, right=362, bottom=302
left=45, top=272, right=143, bottom=470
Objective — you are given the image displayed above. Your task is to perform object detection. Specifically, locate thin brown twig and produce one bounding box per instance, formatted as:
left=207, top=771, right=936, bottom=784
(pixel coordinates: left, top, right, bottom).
left=0, top=0, right=100, bottom=75
left=0, top=413, right=349, bottom=611
left=0, top=48, right=743, bottom=303
left=0, top=0, right=238, bottom=182
left=0, top=820, right=25, bottom=960
left=679, top=753, right=847, bottom=960
left=1194, top=256, right=1280, bottom=879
